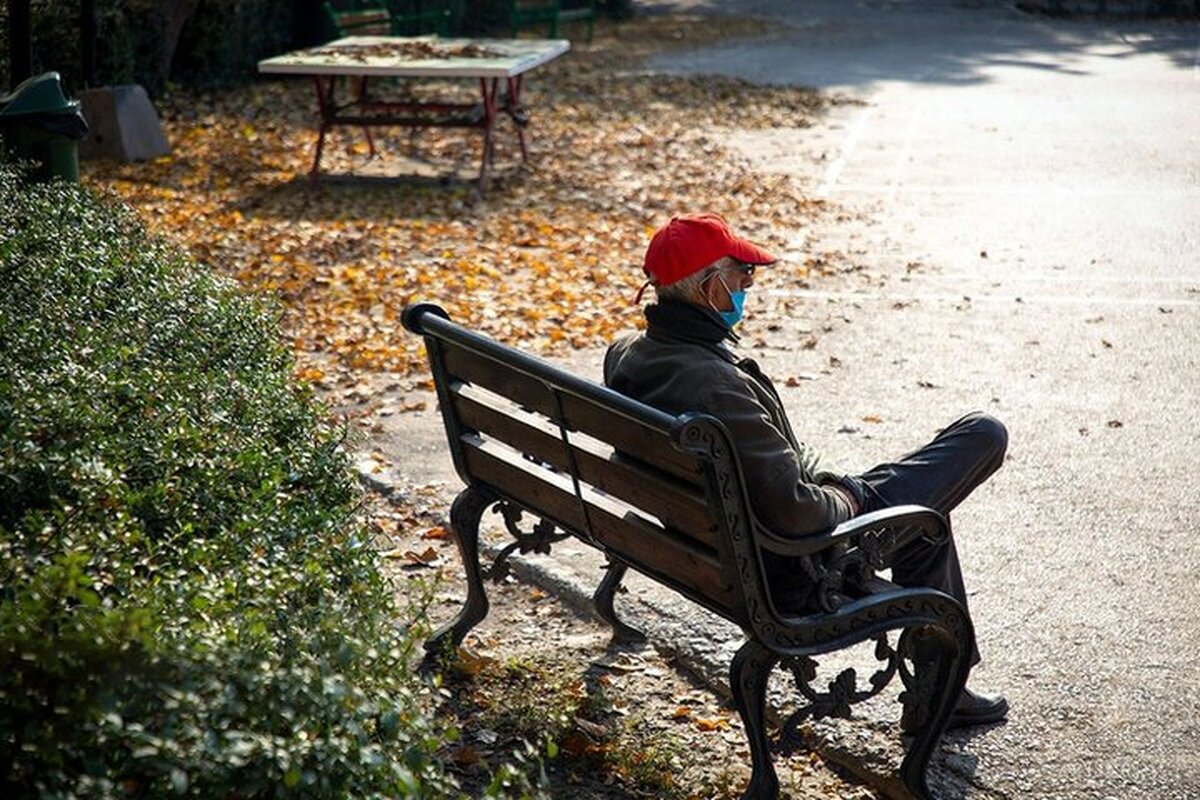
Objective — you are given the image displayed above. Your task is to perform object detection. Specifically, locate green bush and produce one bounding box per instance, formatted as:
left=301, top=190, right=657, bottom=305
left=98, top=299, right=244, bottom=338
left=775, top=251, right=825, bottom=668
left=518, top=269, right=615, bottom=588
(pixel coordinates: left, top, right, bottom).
left=0, top=166, right=461, bottom=798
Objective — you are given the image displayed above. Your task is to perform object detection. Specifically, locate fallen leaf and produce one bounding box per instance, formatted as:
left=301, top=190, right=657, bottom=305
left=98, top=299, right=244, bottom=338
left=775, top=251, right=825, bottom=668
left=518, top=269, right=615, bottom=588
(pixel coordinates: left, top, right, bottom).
left=420, top=525, right=451, bottom=540
left=452, top=648, right=497, bottom=676
left=1106, top=419, right=1124, bottom=429
left=695, top=717, right=731, bottom=732
left=573, top=716, right=609, bottom=738
left=387, top=546, right=441, bottom=567
left=452, top=745, right=481, bottom=765
left=861, top=414, right=883, bottom=424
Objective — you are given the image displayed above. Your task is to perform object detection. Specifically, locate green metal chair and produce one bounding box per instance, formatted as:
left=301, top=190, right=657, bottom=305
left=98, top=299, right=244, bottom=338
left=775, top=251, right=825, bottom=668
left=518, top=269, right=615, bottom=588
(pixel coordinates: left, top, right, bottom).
left=387, top=0, right=461, bottom=36
left=322, top=1, right=392, bottom=39
left=510, top=0, right=595, bottom=42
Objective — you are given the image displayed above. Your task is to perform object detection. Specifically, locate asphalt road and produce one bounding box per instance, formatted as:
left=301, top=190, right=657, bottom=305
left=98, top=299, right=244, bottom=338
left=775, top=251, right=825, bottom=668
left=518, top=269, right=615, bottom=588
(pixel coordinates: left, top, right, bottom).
left=647, top=1, right=1200, bottom=797
left=374, top=2, right=1200, bottom=797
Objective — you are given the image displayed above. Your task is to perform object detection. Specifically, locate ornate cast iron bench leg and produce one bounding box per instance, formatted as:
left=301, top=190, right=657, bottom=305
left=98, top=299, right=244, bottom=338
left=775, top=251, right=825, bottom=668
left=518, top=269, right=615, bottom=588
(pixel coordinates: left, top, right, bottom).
left=423, top=485, right=496, bottom=660
left=593, top=561, right=647, bottom=644
left=897, top=618, right=973, bottom=799
left=731, top=639, right=780, bottom=800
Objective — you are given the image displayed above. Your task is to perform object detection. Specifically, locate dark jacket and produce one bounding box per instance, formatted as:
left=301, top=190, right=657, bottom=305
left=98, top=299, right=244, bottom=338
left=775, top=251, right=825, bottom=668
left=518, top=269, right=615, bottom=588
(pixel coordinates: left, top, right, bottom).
left=604, top=300, right=865, bottom=537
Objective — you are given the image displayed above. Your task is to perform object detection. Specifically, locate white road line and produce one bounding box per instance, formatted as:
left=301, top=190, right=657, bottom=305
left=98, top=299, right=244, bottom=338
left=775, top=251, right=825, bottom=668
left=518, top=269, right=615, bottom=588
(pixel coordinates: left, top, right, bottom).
left=809, top=184, right=1200, bottom=198
left=818, top=103, right=877, bottom=197
left=930, top=274, right=1200, bottom=286
left=766, top=288, right=1200, bottom=308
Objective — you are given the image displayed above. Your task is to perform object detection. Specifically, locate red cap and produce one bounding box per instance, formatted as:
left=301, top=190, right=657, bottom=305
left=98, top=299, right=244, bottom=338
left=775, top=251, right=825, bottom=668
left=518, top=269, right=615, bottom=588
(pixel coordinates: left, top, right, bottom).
left=637, top=213, right=777, bottom=302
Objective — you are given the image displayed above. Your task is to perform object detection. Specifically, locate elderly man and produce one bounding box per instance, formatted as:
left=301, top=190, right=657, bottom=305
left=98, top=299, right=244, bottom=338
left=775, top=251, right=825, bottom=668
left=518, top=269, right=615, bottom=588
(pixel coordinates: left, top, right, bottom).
left=604, top=212, right=1009, bottom=731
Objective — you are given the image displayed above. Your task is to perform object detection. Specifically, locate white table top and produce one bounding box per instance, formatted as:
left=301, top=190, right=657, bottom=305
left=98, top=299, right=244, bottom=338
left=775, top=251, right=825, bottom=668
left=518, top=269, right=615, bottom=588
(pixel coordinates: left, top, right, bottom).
left=258, top=36, right=571, bottom=79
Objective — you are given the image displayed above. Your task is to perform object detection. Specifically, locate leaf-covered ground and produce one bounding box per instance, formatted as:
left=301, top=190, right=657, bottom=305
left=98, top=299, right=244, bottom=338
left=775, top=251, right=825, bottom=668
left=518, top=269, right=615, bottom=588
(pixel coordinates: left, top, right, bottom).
left=368, top=490, right=879, bottom=799
left=87, top=13, right=845, bottom=389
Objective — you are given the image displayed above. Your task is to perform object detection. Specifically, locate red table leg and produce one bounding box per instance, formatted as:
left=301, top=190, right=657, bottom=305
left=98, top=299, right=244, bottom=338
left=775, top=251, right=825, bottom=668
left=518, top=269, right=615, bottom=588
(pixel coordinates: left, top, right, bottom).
left=310, top=76, right=333, bottom=186
left=478, top=77, right=500, bottom=191
left=354, top=76, right=377, bottom=158
left=506, top=75, right=528, bottom=162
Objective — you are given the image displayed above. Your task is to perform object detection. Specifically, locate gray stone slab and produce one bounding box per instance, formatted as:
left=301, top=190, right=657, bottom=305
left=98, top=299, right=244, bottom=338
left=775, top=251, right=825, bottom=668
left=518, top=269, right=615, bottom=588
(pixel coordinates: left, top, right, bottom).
left=80, top=85, right=169, bottom=162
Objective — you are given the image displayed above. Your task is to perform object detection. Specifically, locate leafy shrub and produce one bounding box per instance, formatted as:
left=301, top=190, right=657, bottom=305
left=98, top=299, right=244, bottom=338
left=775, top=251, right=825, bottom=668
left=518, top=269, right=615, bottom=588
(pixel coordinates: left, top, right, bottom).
left=0, top=165, right=461, bottom=798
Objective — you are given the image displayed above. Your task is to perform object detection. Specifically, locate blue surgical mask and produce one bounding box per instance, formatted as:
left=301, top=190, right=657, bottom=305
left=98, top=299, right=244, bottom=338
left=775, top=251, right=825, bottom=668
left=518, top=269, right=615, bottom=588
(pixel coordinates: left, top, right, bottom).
left=721, top=290, right=746, bottom=328
left=710, top=274, right=746, bottom=328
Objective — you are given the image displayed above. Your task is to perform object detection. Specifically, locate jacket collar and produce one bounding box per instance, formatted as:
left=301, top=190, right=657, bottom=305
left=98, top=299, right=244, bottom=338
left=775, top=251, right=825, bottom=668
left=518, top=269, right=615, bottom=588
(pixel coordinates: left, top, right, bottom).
left=644, top=299, right=738, bottom=358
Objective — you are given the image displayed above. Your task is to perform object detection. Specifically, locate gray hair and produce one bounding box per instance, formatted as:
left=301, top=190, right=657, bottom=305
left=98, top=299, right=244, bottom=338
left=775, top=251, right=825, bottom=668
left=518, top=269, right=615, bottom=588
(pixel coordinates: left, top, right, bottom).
left=654, top=256, right=739, bottom=303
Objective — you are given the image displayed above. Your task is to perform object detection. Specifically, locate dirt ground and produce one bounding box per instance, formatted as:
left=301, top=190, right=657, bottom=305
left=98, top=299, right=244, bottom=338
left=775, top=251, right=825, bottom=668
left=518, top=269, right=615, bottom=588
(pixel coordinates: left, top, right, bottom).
left=365, top=489, right=878, bottom=800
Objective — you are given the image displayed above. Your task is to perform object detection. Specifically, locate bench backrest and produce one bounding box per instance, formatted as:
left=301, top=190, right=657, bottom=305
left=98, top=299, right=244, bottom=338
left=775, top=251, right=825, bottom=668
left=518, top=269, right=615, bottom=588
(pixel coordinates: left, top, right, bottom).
left=403, top=304, right=763, bottom=627
left=323, top=2, right=392, bottom=37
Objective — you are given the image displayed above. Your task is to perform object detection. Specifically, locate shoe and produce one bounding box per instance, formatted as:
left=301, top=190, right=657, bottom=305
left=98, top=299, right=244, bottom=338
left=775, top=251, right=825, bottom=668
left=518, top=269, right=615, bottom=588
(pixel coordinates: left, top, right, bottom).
left=901, top=687, right=1008, bottom=734
left=948, top=688, right=1009, bottom=730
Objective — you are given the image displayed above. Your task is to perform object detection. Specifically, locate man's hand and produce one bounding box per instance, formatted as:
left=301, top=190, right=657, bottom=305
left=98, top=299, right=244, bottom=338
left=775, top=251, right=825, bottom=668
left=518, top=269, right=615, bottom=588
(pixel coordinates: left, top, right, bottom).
left=825, top=482, right=860, bottom=517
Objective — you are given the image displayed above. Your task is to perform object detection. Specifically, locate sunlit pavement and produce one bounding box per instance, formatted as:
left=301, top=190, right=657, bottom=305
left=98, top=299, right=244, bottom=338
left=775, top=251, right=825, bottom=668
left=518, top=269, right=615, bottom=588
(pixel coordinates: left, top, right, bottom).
left=372, top=3, right=1200, bottom=797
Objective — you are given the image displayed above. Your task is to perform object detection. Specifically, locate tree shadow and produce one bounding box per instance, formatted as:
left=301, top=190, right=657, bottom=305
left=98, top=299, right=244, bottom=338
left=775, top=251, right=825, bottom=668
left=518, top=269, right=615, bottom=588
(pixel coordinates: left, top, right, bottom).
left=637, top=0, right=1199, bottom=89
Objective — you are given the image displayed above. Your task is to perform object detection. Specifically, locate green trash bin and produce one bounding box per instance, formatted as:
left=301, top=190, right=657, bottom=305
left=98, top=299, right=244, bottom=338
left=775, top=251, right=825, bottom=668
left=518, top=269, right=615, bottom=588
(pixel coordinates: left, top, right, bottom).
left=0, top=72, right=90, bottom=182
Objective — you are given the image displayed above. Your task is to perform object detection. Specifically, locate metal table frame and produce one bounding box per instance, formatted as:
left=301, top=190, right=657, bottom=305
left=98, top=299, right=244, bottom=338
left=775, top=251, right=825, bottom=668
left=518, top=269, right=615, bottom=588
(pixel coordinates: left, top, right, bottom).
left=258, top=36, right=570, bottom=189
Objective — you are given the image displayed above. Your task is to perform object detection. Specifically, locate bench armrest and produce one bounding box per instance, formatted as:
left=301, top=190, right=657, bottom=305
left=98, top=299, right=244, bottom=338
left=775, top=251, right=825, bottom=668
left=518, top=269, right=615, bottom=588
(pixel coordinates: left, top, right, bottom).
left=754, top=504, right=948, bottom=560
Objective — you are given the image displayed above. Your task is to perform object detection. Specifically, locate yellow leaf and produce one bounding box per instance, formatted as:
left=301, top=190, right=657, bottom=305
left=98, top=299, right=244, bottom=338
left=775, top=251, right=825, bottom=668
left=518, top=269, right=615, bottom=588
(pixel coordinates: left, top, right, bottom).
left=695, top=717, right=730, bottom=732
left=295, top=367, right=325, bottom=382
left=453, top=648, right=497, bottom=676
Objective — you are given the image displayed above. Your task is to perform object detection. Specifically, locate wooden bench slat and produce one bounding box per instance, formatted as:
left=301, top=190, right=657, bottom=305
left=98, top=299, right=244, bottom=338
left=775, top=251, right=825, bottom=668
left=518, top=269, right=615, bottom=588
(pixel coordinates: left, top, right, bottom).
left=451, top=383, right=719, bottom=549
left=333, top=9, right=391, bottom=35
left=338, top=10, right=389, bottom=23
left=439, top=343, right=703, bottom=481
left=558, top=392, right=704, bottom=481
left=440, top=342, right=557, bottom=416
left=459, top=434, right=740, bottom=613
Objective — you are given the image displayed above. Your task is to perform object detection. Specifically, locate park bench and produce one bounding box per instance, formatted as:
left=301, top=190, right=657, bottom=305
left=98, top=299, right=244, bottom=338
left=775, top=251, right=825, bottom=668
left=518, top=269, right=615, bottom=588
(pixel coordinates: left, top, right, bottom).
left=511, top=0, right=596, bottom=42
left=323, top=2, right=393, bottom=37
left=403, top=302, right=973, bottom=800
left=322, top=1, right=456, bottom=39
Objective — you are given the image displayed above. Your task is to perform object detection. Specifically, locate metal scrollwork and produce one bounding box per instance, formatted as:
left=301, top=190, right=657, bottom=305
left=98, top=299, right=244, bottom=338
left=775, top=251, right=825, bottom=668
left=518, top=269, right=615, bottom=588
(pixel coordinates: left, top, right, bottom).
left=856, top=526, right=900, bottom=572
left=896, top=626, right=937, bottom=732
left=779, top=632, right=900, bottom=726
left=488, top=501, right=571, bottom=583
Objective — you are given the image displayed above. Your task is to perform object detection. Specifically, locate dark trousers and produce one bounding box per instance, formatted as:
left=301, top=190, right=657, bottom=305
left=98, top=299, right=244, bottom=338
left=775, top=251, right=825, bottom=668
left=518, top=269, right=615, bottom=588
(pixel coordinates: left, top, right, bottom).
left=852, top=411, right=1008, bottom=667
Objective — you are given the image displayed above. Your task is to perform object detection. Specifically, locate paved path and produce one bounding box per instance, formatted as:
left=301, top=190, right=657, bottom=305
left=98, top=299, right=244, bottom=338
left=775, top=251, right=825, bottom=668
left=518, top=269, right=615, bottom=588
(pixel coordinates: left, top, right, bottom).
left=374, top=3, right=1200, bottom=797
left=655, top=2, right=1200, bottom=797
